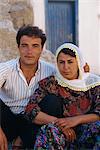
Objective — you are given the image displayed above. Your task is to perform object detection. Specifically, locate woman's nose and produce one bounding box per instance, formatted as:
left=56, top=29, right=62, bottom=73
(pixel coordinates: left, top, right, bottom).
left=64, top=63, right=69, bottom=70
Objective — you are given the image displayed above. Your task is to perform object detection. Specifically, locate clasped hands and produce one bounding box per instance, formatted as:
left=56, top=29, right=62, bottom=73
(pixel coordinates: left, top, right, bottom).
left=52, top=117, right=80, bottom=142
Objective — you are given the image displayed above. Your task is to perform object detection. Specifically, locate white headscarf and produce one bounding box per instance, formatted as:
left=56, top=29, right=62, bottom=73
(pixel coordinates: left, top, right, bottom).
left=55, top=43, right=100, bottom=91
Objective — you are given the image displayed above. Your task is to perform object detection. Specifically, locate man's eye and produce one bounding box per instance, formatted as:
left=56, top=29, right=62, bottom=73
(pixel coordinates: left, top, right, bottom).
left=32, top=44, right=39, bottom=48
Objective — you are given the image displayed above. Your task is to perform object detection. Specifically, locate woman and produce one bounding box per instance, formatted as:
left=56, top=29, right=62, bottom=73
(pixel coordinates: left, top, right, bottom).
left=25, top=43, right=100, bottom=149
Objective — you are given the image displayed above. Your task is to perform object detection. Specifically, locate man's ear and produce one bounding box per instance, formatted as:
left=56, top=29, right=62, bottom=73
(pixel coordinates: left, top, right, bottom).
left=83, top=62, right=90, bottom=72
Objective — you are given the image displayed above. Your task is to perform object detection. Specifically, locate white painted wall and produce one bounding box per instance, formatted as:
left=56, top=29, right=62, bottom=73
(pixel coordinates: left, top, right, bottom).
left=79, top=0, right=100, bottom=74
left=98, top=1, right=100, bottom=75
left=30, top=0, right=45, bottom=31
left=30, top=0, right=46, bottom=50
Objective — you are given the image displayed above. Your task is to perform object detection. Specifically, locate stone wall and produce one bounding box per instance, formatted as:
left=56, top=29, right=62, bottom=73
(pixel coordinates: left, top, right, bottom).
left=0, top=0, right=55, bottom=63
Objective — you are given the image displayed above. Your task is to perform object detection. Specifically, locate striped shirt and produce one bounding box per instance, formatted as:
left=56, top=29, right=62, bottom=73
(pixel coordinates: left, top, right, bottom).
left=0, top=58, right=55, bottom=114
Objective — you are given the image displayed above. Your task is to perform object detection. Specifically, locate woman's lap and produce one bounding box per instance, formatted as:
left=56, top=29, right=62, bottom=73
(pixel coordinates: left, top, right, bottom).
left=34, top=121, right=100, bottom=150
left=34, top=123, right=65, bottom=150
left=74, top=121, right=100, bottom=148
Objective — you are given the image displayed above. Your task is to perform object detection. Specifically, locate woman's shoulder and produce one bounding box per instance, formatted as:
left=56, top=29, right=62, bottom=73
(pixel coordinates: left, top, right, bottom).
left=85, top=73, right=100, bottom=83
left=38, top=76, right=59, bottom=95
left=39, top=75, right=56, bottom=87
left=89, top=84, right=100, bottom=94
left=84, top=73, right=100, bottom=90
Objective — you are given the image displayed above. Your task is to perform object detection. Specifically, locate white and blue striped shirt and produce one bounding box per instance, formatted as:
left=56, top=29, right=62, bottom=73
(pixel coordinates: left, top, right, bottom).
left=0, top=58, right=55, bottom=114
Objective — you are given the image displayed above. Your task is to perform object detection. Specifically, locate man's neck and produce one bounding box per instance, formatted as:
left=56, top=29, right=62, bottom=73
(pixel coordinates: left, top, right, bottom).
left=20, top=62, right=38, bottom=84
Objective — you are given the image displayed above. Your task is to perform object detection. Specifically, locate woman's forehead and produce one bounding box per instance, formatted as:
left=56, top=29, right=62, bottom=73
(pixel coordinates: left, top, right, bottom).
left=58, top=52, right=75, bottom=58
left=57, top=53, right=77, bottom=64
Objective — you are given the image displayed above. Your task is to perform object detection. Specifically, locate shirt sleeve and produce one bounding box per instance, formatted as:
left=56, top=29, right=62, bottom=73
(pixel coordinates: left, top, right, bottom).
left=0, top=63, right=8, bottom=88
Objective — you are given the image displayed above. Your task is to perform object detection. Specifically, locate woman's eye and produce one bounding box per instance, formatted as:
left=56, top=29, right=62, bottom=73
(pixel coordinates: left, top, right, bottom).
left=59, top=61, right=65, bottom=64
left=68, top=61, right=73, bottom=64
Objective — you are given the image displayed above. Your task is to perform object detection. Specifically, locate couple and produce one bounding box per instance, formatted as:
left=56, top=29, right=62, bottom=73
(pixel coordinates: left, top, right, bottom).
left=25, top=42, right=100, bottom=149
left=0, top=25, right=99, bottom=149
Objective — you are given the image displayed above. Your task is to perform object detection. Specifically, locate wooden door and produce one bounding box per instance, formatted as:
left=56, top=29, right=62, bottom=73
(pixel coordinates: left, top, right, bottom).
left=45, top=0, right=77, bottom=54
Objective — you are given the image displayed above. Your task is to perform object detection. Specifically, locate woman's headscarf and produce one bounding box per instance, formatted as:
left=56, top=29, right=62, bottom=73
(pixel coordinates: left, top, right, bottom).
left=55, top=43, right=100, bottom=91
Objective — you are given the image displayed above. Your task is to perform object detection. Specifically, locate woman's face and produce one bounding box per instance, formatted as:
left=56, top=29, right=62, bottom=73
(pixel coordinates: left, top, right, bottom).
left=57, top=52, right=79, bottom=80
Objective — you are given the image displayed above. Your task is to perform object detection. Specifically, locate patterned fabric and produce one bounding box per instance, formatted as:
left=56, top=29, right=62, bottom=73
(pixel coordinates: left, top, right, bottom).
left=34, top=123, right=66, bottom=150
left=34, top=122, right=100, bottom=150
left=0, top=58, right=55, bottom=114
left=25, top=75, right=100, bottom=121
left=25, top=75, right=100, bottom=149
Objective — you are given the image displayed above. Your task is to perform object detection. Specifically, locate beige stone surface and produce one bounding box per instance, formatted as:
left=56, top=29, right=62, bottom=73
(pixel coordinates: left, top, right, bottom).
left=0, top=0, right=55, bottom=63
left=41, top=49, right=56, bottom=64
left=9, top=1, right=33, bottom=30
left=0, top=20, right=18, bottom=62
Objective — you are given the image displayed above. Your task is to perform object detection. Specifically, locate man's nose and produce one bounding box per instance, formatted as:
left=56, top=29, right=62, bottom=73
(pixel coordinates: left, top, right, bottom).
left=27, top=46, right=33, bottom=53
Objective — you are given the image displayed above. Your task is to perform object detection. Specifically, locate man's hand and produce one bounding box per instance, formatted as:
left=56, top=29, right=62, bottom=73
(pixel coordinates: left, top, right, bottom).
left=0, top=127, right=8, bottom=150
left=83, top=62, right=90, bottom=72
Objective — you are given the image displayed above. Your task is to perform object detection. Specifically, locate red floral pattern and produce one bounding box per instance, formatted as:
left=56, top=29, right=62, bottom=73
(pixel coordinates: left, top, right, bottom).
left=79, top=97, right=91, bottom=112
left=25, top=75, right=100, bottom=120
left=58, top=87, right=71, bottom=98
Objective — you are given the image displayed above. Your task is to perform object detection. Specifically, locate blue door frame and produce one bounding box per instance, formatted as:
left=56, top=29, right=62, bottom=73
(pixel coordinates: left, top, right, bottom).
left=45, top=0, right=78, bottom=54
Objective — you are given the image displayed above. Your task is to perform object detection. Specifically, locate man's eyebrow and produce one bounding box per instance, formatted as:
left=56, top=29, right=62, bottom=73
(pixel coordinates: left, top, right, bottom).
left=32, top=43, right=39, bottom=45
left=21, top=43, right=27, bottom=45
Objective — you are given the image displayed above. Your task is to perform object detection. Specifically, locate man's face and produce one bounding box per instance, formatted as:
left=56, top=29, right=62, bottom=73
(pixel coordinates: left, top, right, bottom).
left=19, top=35, right=43, bottom=66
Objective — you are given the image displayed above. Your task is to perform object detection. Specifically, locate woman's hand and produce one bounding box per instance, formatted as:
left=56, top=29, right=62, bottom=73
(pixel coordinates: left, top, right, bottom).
left=55, top=114, right=99, bottom=129
left=61, top=127, right=76, bottom=142
left=55, top=116, right=81, bottom=129
left=0, top=127, right=8, bottom=150
left=54, top=117, right=78, bottom=141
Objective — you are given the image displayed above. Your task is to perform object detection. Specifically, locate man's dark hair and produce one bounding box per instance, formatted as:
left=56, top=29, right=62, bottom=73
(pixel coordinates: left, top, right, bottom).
left=16, top=25, right=46, bottom=48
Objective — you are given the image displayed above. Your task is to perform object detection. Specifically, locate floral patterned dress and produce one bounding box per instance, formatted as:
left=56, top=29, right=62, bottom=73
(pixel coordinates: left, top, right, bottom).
left=25, top=75, right=100, bottom=150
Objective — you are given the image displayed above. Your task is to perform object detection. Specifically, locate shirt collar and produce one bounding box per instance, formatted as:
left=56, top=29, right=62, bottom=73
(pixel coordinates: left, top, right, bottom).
left=16, top=57, right=41, bottom=76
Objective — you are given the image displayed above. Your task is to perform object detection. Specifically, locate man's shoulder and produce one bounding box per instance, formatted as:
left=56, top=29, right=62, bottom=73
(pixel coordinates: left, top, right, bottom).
left=38, top=59, right=56, bottom=80
left=39, top=59, right=56, bottom=70
left=0, top=58, right=17, bottom=70
left=0, top=58, right=17, bottom=64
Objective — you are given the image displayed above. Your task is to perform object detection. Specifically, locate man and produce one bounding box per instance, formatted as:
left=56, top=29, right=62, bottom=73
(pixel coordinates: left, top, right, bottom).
left=0, top=25, right=56, bottom=149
